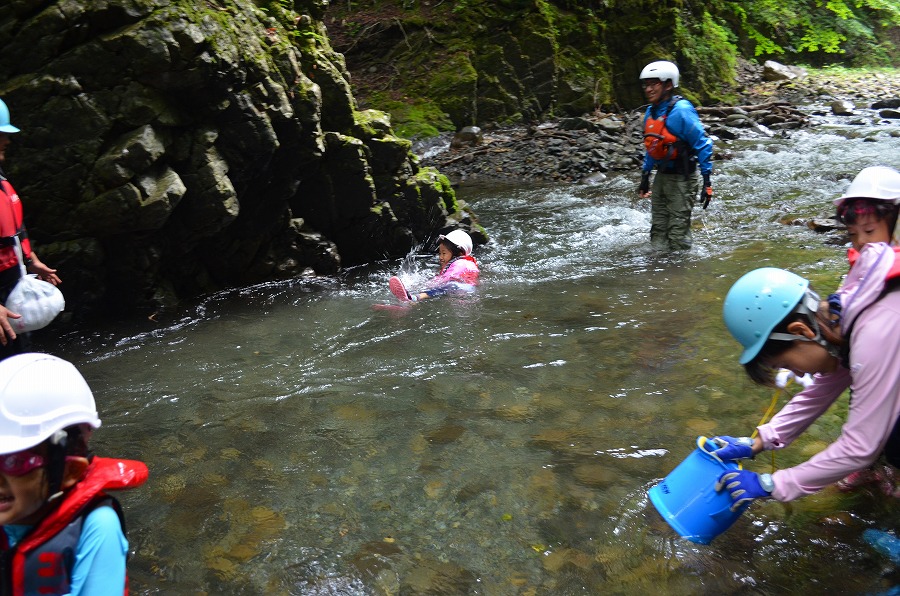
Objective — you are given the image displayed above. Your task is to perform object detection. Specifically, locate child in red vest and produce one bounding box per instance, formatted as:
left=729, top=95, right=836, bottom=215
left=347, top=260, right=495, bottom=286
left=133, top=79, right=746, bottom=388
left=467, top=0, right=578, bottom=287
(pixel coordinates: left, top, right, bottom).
left=0, top=353, right=148, bottom=595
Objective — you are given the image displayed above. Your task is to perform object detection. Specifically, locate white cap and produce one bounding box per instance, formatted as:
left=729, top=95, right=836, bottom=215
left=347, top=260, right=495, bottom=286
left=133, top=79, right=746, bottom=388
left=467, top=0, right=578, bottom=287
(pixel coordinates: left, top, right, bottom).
left=439, top=229, right=473, bottom=255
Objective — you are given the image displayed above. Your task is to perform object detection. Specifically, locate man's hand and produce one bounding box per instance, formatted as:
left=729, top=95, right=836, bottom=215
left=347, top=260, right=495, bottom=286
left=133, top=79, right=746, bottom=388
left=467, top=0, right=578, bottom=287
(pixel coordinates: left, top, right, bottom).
left=638, top=172, right=651, bottom=198
left=701, top=173, right=712, bottom=209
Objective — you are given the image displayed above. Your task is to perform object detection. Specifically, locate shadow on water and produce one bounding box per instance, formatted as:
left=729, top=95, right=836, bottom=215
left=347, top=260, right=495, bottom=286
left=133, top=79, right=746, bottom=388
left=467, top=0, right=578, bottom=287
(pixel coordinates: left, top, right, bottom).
left=38, top=123, right=900, bottom=594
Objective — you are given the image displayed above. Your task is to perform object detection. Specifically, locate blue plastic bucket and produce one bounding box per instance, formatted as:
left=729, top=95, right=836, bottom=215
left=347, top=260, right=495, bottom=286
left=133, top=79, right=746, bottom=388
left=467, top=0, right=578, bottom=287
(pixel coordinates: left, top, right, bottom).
left=648, top=436, right=750, bottom=544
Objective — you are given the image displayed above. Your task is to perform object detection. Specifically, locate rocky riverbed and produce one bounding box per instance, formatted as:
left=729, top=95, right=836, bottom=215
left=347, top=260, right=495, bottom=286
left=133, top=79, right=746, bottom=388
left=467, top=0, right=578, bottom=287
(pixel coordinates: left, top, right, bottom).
left=418, top=66, right=900, bottom=187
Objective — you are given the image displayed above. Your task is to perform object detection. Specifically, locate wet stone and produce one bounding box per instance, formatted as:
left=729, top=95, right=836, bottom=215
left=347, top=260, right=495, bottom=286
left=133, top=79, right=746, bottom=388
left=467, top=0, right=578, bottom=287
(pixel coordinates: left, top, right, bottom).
left=572, top=463, right=616, bottom=488
left=455, top=479, right=494, bottom=502
left=425, top=423, right=466, bottom=444
left=351, top=540, right=402, bottom=578
left=401, top=559, right=477, bottom=595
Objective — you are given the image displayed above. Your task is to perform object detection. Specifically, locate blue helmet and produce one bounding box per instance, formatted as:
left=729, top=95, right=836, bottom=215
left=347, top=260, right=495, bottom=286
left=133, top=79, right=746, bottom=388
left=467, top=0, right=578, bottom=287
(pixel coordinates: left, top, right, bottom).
left=0, top=99, right=20, bottom=134
left=723, top=268, right=809, bottom=364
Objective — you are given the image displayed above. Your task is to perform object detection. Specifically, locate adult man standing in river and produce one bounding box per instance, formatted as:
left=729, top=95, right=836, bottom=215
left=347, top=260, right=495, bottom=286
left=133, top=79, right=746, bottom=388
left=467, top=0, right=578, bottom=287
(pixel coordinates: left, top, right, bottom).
left=0, top=98, right=61, bottom=359
left=637, top=60, right=714, bottom=251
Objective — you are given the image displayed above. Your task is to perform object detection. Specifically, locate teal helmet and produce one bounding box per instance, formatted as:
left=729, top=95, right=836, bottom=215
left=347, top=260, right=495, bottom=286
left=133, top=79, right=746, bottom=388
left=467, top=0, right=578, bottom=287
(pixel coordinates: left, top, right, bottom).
left=723, top=267, right=809, bottom=364
left=0, top=99, right=19, bottom=134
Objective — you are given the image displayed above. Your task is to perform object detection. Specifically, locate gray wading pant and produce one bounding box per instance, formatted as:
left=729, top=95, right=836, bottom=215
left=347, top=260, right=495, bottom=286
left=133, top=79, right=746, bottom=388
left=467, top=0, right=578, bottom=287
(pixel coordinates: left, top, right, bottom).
left=650, top=171, right=700, bottom=251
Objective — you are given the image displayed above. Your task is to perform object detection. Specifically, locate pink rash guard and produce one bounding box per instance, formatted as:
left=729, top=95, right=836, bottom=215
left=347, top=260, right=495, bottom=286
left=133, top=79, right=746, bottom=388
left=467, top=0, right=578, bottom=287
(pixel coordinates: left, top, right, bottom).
left=426, top=255, right=480, bottom=288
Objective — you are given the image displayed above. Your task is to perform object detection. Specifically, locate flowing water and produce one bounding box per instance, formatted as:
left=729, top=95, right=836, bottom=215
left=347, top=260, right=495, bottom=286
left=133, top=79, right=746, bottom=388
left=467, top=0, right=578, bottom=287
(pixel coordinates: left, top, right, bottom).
left=37, top=114, right=900, bottom=594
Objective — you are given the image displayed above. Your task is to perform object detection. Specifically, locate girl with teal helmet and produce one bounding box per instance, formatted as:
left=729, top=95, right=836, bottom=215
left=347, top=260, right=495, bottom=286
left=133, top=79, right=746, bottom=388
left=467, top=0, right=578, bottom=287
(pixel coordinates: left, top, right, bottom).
left=713, top=249, right=900, bottom=511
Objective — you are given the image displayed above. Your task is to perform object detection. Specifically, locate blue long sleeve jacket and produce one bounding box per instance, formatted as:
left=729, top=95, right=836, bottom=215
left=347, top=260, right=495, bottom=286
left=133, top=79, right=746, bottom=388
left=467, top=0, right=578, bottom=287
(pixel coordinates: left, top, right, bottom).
left=642, top=98, right=713, bottom=176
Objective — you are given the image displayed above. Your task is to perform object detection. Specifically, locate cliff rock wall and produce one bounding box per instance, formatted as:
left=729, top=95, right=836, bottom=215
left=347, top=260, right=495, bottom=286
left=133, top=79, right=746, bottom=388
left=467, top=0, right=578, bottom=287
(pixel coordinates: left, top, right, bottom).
left=0, top=0, right=482, bottom=317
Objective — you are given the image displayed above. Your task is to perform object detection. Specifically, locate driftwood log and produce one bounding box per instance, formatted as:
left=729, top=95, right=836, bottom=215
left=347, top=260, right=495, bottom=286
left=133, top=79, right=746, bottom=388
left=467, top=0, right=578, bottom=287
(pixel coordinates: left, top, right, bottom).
left=696, top=102, right=806, bottom=118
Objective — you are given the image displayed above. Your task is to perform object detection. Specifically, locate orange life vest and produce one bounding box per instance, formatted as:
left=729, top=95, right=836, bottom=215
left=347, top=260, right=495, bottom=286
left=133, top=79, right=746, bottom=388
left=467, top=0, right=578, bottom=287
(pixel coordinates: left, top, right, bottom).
left=643, top=96, right=683, bottom=161
left=0, top=178, right=30, bottom=275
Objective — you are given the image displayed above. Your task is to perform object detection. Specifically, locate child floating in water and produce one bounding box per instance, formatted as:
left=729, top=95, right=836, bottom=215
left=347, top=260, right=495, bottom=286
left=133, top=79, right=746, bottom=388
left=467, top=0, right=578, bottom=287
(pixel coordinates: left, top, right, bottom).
left=389, top=229, right=480, bottom=303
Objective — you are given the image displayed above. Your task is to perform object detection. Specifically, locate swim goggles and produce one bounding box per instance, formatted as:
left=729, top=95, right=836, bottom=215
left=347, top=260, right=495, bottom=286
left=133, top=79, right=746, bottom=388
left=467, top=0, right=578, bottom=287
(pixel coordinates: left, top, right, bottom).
left=0, top=449, right=47, bottom=476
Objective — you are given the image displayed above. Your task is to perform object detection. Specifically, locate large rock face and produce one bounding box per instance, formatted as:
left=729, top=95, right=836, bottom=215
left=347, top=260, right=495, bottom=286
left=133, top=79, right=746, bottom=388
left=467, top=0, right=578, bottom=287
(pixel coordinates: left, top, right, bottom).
left=0, top=0, right=482, bottom=317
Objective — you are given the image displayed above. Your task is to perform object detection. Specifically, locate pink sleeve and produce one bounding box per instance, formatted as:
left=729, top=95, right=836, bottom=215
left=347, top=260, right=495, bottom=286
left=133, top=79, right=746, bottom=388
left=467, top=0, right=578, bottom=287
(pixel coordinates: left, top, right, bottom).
left=757, top=368, right=850, bottom=452
left=767, top=295, right=900, bottom=501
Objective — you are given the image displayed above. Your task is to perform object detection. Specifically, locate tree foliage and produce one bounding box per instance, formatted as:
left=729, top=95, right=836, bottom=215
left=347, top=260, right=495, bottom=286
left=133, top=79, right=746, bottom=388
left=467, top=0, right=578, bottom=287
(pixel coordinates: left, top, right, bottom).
left=714, top=0, right=900, bottom=64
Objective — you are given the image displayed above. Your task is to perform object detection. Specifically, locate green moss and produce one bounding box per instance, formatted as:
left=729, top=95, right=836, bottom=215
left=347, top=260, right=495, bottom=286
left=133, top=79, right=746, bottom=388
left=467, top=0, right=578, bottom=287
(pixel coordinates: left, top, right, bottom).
left=674, top=9, right=740, bottom=104
left=353, top=108, right=393, bottom=137
left=367, top=92, right=455, bottom=140
left=415, top=167, right=457, bottom=213
left=420, top=53, right=478, bottom=129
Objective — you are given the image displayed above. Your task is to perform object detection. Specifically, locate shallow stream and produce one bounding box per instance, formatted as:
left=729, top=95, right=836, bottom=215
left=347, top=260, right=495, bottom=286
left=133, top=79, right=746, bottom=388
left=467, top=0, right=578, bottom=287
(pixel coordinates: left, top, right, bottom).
left=39, top=113, right=900, bottom=594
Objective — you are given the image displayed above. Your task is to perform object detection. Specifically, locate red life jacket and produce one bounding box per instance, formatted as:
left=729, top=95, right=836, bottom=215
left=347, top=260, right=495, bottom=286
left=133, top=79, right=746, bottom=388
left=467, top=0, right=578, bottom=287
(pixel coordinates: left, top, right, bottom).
left=0, top=457, right=149, bottom=596
left=0, top=179, right=31, bottom=274
left=643, top=96, right=683, bottom=161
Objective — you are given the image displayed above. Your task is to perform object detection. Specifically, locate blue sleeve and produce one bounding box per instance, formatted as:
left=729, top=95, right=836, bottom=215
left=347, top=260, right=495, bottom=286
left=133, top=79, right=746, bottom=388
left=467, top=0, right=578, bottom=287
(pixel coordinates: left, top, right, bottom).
left=67, top=506, right=128, bottom=596
left=667, top=100, right=713, bottom=175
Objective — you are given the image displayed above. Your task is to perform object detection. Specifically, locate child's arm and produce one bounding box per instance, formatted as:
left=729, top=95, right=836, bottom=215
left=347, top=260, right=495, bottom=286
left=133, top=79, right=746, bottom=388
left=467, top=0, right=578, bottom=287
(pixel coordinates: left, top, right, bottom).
left=69, top=505, right=128, bottom=596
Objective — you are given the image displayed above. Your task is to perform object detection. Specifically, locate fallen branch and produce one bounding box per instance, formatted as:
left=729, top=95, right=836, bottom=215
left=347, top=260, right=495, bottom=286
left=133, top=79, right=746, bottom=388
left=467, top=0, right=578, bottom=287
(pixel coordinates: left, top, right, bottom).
left=438, top=147, right=511, bottom=166
left=695, top=101, right=794, bottom=114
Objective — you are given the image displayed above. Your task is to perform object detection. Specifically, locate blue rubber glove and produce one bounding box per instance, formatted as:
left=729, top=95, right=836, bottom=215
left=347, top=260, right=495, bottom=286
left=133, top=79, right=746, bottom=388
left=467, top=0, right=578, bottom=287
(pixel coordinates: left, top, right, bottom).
left=715, top=470, right=774, bottom=511
left=711, top=436, right=755, bottom=461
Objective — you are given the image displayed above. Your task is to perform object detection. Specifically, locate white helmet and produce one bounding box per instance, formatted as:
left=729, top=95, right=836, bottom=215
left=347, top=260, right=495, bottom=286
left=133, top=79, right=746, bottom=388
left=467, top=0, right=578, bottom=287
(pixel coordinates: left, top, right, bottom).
left=439, top=229, right=473, bottom=255
left=834, top=165, right=900, bottom=206
left=0, top=353, right=101, bottom=454
left=639, top=61, right=680, bottom=88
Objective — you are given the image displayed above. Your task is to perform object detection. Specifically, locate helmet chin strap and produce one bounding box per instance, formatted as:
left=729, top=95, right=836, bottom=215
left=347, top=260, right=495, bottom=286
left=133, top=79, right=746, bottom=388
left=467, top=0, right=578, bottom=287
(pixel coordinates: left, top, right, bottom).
left=45, top=429, right=68, bottom=503
left=767, top=289, right=843, bottom=360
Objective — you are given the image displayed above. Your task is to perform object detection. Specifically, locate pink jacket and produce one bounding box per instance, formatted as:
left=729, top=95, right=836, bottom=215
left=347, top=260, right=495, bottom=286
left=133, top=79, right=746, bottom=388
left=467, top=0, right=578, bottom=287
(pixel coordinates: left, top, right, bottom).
left=758, top=242, right=900, bottom=501
left=427, top=256, right=480, bottom=287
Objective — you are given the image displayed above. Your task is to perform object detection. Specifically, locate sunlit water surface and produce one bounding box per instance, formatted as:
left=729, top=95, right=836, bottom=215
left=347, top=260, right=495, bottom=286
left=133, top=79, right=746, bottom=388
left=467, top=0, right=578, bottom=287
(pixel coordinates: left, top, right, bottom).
left=37, top=115, right=900, bottom=594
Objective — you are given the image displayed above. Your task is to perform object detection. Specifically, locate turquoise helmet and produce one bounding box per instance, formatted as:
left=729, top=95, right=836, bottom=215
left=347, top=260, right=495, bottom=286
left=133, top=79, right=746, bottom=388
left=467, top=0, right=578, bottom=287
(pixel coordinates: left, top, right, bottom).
left=723, top=268, right=809, bottom=364
left=0, top=99, right=20, bottom=134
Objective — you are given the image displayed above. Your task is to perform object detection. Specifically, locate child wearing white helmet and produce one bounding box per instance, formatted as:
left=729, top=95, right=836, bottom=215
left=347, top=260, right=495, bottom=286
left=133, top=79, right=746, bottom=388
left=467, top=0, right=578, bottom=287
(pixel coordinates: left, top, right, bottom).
left=834, top=165, right=900, bottom=254
left=822, top=165, right=900, bottom=492
left=389, top=229, right=480, bottom=303
left=0, top=353, right=148, bottom=595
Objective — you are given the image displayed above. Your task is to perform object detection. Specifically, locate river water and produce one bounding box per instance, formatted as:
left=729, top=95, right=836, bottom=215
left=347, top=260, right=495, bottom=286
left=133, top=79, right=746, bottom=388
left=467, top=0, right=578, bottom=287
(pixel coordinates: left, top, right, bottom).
left=37, top=112, right=900, bottom=594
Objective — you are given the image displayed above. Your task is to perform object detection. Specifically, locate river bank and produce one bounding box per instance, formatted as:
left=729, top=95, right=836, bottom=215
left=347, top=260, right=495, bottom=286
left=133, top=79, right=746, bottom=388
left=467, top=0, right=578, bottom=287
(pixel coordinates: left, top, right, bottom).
left=418, top=67, right=900, bottom=187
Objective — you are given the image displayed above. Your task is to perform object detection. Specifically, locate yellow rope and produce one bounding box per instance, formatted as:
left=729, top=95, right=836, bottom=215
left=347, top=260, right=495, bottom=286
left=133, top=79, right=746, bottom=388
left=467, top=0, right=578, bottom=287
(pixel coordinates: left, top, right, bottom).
left=751, top=388, right=783, bottom=439
left=751, top=377, right=791, bottom=473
